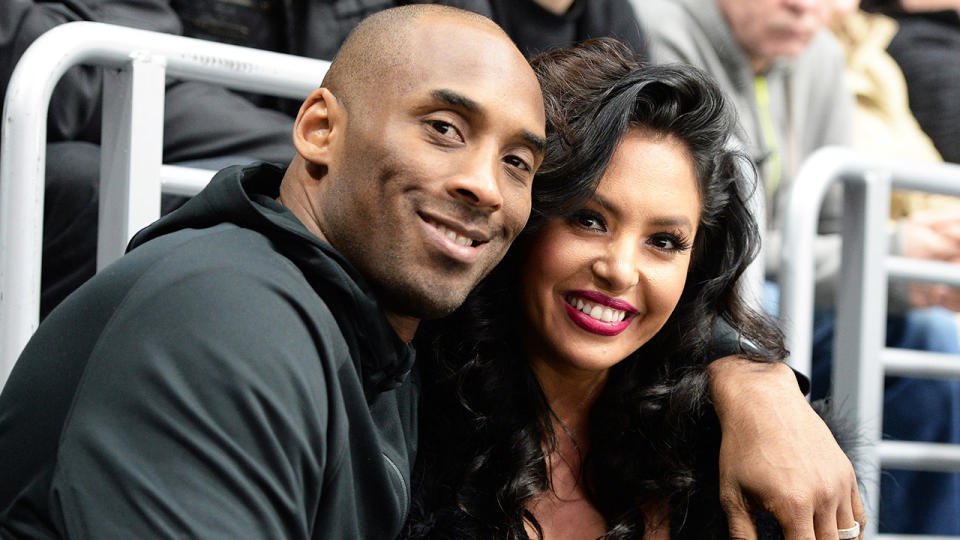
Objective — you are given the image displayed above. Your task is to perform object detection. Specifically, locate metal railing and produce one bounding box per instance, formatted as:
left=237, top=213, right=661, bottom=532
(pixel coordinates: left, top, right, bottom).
left=0, top=22, right=329, bottom=387
left=778, top=146, right=960, bottom=539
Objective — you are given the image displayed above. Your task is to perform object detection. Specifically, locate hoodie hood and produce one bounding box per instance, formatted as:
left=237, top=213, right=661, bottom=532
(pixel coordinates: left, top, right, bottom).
left=129, top=162, right=415, bottom=398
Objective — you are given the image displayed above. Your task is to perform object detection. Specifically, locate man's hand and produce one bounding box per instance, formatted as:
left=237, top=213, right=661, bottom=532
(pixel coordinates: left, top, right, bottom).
left=900, top=209, right=960, bottom=310
left=708, top=356, right=865, bottom=540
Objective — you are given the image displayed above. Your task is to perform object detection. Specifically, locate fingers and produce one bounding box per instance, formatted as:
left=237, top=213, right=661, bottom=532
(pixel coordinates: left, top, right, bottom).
left=909, top=208, right=960, bottom=228
left=934, top=220, right=960, bottom=243
left=851, top=480, right=867, bottom=540
left=771, top=500, right=817, bottom=540
left=725, top=508, right=759, bottom=540
left=834, top=489, right=859, bottom=540
left=721, top=490, right=759, bottom=540
left=815, top=506, right=840, bottom=539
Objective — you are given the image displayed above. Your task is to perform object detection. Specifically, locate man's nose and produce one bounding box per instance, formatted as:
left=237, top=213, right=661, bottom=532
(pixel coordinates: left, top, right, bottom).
left=591, top=239, right=641, bottom=292
left=446, top=151, right=503, bottom=211
left=783, top=0, right=821, bottom=13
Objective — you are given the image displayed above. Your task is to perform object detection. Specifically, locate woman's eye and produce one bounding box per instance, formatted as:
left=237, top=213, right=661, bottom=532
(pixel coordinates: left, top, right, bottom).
left=650, top=233, right=691, bottom=253
left=572, top=211, right=606, bottom=232
left=653, top=237, right=677, bottom=250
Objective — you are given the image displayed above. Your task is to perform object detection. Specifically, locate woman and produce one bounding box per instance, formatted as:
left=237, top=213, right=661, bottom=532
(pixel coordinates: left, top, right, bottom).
left=402, top=39, right=822, bottom=539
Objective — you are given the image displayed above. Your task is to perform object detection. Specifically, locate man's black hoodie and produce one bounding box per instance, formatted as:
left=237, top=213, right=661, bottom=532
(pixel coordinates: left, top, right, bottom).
left=0, top=163, right=418, bottom=538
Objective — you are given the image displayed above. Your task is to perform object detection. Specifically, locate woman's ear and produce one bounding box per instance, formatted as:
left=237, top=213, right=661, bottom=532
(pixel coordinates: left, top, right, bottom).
left=292, top=87, right=344, bottom=168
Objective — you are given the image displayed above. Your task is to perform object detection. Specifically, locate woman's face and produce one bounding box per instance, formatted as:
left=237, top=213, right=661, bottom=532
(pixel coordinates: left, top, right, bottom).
left=520, top=130, right=701, bottom=375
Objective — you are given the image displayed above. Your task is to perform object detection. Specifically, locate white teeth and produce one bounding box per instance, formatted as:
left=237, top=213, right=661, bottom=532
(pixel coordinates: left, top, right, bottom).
left=566, top=295, right=628, bottom=324
left=435, top=224, right=473, bottom=248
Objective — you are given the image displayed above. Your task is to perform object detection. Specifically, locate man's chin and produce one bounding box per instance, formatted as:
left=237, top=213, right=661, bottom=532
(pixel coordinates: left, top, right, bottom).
left=375, top=280, right=472, bottom=321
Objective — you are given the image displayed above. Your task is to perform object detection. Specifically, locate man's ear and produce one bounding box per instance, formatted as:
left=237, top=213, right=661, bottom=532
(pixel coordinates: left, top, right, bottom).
left=292, top=87, right=344, bottom=168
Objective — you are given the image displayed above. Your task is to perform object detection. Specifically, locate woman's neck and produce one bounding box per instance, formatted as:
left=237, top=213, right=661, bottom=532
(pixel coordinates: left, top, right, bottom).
left=524, top=357, right=671, bottom=539
left=529, top=357, right=608, bottom=440
left=522, top=356, right=608, bottom=538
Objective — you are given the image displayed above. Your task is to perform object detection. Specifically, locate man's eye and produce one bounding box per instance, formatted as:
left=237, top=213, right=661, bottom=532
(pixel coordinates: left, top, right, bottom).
left=428, top=120, right=462, bottom=141
left=504, top=155, right=531, bottom=172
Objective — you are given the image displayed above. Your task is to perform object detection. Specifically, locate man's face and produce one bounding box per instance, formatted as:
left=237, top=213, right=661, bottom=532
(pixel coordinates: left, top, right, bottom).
left=320, top=17, right=546, bottom=322
left=717, top=0, right=832, bottom=70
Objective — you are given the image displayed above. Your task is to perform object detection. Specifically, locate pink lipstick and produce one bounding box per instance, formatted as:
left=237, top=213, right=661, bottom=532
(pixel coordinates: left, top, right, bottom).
left=563, top=290, right=637, bottom=337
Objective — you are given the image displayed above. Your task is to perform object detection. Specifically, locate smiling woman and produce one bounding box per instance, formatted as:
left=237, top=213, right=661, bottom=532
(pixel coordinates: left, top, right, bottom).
left=400, top=38, right=790, bottom=539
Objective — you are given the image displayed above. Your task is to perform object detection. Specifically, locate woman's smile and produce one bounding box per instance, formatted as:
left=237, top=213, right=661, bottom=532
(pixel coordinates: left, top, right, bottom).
left=563, top=291, right=638, bottom=336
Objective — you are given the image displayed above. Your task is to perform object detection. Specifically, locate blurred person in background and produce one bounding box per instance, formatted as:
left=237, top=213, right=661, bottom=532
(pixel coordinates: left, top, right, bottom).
left=631, top=0, right=960, bottom=533
left=862, top=0, right=960, bottom=164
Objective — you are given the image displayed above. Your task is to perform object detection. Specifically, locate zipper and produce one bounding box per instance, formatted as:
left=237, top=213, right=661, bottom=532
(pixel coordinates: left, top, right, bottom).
left=381, top=452, right=408, bottom=513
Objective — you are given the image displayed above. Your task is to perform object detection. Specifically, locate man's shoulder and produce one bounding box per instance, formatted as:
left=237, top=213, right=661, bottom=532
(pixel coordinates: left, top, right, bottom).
left=50, top=222, right=346, bottom=369
left=631, top=0, right=698, bottom=36
left=630, top=0, right=718, bottom=65
left=791, top=29, right=848, bottom=100
left=798, top=29, right=845, bottom=68
left=120, top=224, right=340, bottom=335
left=117, top=223, right=326, bottom=308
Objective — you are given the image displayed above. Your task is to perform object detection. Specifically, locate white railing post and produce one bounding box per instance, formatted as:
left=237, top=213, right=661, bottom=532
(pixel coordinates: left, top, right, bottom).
left=778, top=148, right=851, bottom=379
left=97, top=52, right=167, bottom=269
left=833, top=171, right=892, bottom=538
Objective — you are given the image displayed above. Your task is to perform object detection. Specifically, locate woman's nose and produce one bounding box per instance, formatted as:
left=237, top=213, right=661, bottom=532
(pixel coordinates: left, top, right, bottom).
left=591, top=242, right=640, bottom=292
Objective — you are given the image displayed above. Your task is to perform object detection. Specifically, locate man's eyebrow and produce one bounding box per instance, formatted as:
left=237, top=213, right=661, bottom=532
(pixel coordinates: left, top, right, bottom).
left=521, top=131, right=546, bottom=155
left=431, top=89, right=545, bottom=155
left=431, top=89, right=481, bottom=114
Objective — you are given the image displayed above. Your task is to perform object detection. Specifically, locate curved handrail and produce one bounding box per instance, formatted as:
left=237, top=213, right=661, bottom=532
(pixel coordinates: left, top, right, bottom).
left=0, top=22, right=329, bottom=385
left=778, top=146, right=960, bottom=378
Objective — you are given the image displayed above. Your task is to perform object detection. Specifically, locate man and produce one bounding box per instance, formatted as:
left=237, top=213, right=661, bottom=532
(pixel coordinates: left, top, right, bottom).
left=0, top=0, right=494, bottom=316
left=0, top=0, right=642, bottom=317
left=631, top=0, right=960, bottom=533
left=0, top=5, right=861, bottom=538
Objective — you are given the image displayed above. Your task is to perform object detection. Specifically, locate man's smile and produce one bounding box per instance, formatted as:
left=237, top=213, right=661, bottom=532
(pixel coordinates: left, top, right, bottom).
left=418, top=212, right=492, bottom=264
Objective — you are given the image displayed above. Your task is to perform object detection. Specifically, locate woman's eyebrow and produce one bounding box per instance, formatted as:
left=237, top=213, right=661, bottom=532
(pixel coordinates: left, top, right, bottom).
left=592, top=193, right=693, bottom=228
left=592, top=193, right=619, bottom=216
left=648, top=216, right=694, bottom=229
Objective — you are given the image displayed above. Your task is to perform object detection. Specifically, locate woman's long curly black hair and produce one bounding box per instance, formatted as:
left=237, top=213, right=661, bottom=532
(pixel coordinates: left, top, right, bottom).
left=401, top=38, right=786, bottom=539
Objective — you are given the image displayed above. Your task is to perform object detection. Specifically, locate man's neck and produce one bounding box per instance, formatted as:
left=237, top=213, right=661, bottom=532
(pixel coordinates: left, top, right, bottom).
left=384, top=311, right=420, bottom=343
left=278, top=166, right=421, bottom=343
left=277, top=162, right=329, bottom=243
left=750, top=56, right=773, bottom=75
left=533, top=0, right=575, bottom=15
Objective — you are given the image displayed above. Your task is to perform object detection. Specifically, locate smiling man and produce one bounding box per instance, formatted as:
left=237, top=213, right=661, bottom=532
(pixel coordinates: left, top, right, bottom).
left=0, top=5, right=859, bottom=539
left=0, top=7, right=544, bottom=538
